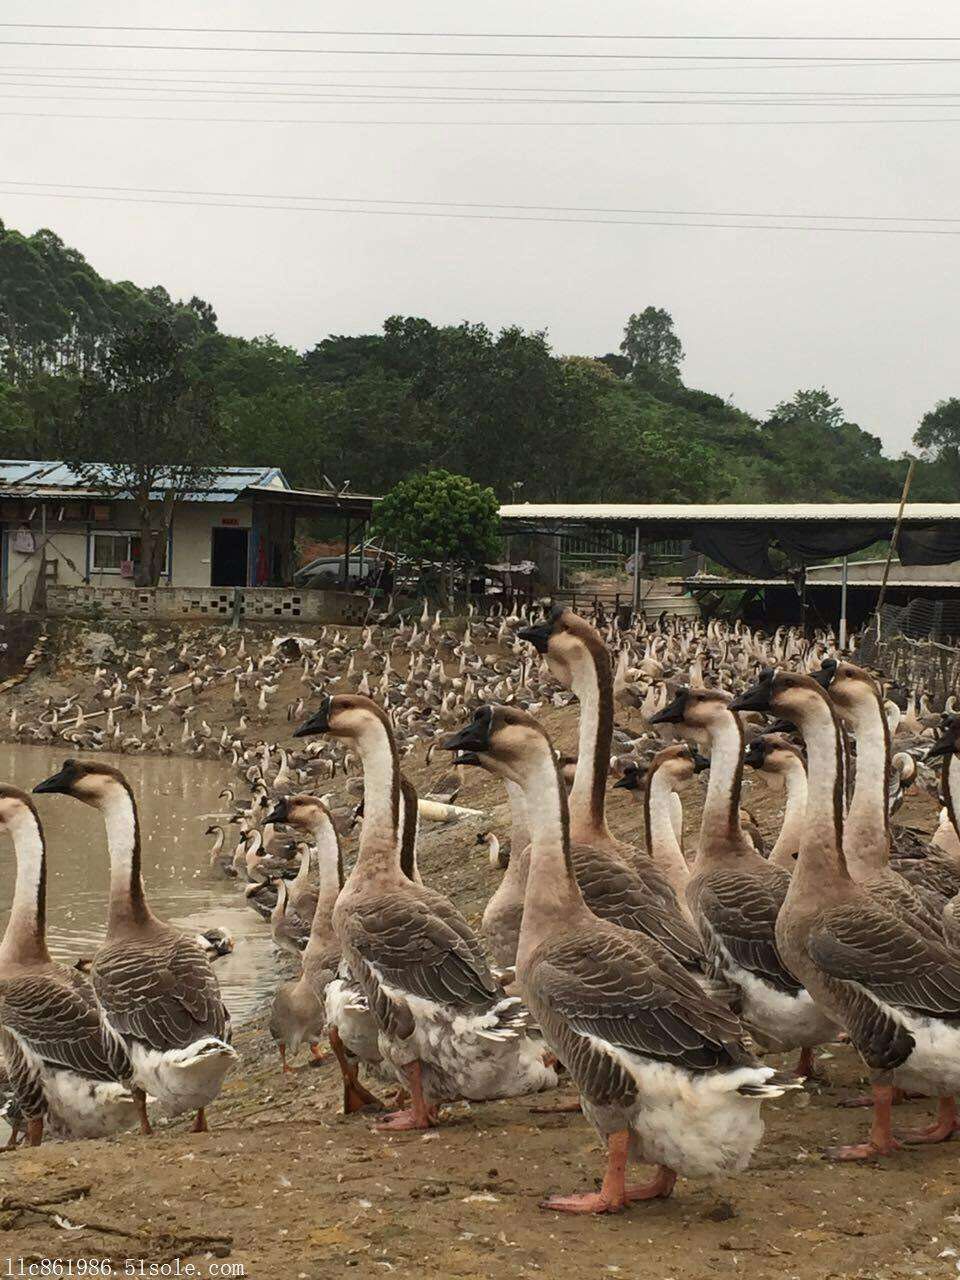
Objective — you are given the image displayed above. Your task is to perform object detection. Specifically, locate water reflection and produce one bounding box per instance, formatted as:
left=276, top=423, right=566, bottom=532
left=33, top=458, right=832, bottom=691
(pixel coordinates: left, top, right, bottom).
left=0, top=743, right=275, bottom=1025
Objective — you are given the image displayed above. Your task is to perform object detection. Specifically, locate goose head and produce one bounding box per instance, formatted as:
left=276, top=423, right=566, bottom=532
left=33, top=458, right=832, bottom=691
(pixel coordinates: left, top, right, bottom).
left=926, top=715, right=960, bottom=764
left=807, top=658, right=883, bottom=731
left=32, top=758, right=127, bottom=809
left=648, top=684, right=734, bottom=746
left=743, top=733, right=806, bottom=791
left=622, top=742, right=709, bottom=795
left=730, top=667, right=832, bottom=726
left=293, top=693, right=392, bottom=747
left=442, top=703, right=553, bottom=788
left=0, top=785, right=42, bottom=835
left=517, top=604, right=604, bottom=692
left=265, top=793, right=334, bottom=836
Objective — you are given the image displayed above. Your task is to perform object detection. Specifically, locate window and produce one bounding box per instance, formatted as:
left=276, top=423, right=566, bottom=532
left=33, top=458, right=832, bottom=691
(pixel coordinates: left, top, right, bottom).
left=90, top=531, right=167, bottom=576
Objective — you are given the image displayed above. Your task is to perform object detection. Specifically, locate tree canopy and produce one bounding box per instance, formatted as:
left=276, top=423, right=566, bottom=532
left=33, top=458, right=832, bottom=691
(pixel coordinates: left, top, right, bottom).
left=1, top=215, right=953, bottom=514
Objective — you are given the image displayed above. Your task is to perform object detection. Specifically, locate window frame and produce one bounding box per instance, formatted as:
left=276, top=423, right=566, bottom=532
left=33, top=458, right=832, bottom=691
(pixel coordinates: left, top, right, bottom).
left=89, top=529, right=168, bottom=578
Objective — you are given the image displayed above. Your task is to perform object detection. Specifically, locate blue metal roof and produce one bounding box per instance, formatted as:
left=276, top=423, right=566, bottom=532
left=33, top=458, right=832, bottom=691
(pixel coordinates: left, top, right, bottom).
left=0, top=461, right=289, bottom=501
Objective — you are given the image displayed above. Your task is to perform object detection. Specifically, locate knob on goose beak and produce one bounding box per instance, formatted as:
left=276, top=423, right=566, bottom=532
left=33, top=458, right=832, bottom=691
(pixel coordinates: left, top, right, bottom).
left=441, top=708, right=493, bottom=754
left=33, top=759, right=80, bottom=795
left=516, top=623, right=552, bottom=654
left=293, top=695, right=332, bottom=738
left=648, top=688, right=690, bottom=725
left=810, top=659, right=838, bottom=689
left=265, top=797, right=289, bottom=825
left=729, top=670, right=777, bottom=714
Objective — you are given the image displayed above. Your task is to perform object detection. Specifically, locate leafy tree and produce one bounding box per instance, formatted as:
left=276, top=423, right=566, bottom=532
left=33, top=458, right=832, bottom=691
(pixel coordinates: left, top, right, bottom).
left=372, top=469, right=500, bottom=602
left=619, top=307, right=684, bottom=387
left=913, top=398, right=960, bottom=494
left=61, top=319, right=227, bottom=585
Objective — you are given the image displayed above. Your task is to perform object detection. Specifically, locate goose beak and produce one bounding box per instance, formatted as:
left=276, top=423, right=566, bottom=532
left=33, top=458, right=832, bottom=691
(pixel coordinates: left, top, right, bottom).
left=442, top=716, right=492, bottom=754
left=612, top=772, right=638, bottom=790
left=649, top=689, right=689, bottom=725
left=743, top=741, right=765, bottom=769
left=265, top=799, right=288, bottom=825
left=730, top=683, right=772, bottom=713
left=517, top=624, right=551, bottom=654
left=810, top=660, right=837, bottom=689
left=454, top=752, right=482, bottom=767
left=294, top=696, right=332, bottom=738
left=33, top=765, right=74, bottom=795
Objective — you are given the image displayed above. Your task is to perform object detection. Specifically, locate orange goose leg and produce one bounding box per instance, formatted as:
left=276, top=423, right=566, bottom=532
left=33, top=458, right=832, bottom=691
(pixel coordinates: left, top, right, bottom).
left=329, top=1026, right=382, bottom=1114
left=192, top=1108, right=208, bottom=1133
left=134, top=1087, right=153, bottom=1136
left=25, top=1117, right=43, bottom=1147
left=540, top=1131, right=675, bottom=1214
left=375, top=1061, right=435, bottom=1132
left=825, top=1084, right=902, bottom=1160
left=278, top=1043, right=294, bottom=1074
left=902, top=1095, right=960, bottom=1144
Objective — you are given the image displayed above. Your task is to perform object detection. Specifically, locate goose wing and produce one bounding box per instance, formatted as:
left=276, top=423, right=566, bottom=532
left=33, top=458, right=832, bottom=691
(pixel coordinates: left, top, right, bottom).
left=342, top=886, right=502, bottom=1011
left=808, top=902, right=960, bottom=1018
left=0, top=974, right=131, bottom=1082
left=92, top=934, right=228, bottom=1051
left=533, top=927, right=754, bottom=1100
left=696, top=867, right=800, bottom=994
left=571, top=848, right=704, bottom=968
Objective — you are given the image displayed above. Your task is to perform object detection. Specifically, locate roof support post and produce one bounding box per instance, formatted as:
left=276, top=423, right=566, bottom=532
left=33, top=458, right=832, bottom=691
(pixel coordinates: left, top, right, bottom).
left=839, top=555, right=849, bottom=649
left=631, top=524, right=641, bottom=619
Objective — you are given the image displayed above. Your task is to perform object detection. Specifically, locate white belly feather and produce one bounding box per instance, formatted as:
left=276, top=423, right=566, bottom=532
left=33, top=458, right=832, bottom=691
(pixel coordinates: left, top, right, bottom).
left=128, top=1037, right=238, bottom=1117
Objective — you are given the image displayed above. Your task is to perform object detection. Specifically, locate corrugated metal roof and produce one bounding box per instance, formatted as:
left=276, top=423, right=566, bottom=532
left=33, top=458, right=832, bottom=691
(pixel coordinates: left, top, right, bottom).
left=0, top=460, right=288, bottom=501
left=499, top=502, right=960, bottom=523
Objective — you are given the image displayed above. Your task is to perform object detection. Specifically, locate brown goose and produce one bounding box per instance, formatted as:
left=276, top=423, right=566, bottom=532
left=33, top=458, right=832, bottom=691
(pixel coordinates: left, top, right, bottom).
left=733, top=670, right=960, bottom=1155
left=293, top=695, right=557, bottom=1131
left=33, top=760, right=237, bottom=1134
left=651, top=687, right=839, bottom=1078
left=743, top=735, right=807, bottom=869
left=812, top=661, right=953, bottom=931
left=265, top=795, right=342, bottom=1072
left=615, top=743, right=710, bottom=908
left=518, top=607, right=685, bottom=909
left=444, top=704, right=797, bottom=1214
left=0, top=787, right=136, bottom=1144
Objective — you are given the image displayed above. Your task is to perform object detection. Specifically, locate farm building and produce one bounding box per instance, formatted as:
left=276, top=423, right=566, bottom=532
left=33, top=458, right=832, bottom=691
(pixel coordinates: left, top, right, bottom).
left=0, top=461, right=378, bottom=613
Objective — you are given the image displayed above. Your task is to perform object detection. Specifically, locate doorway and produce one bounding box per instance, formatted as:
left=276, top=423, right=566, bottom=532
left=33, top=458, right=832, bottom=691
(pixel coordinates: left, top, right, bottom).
left=211, top=527, right=249, bottom=587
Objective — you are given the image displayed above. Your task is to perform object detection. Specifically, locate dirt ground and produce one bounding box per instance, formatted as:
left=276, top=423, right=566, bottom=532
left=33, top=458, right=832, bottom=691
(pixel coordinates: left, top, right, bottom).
left=0, top=622, right=956, bottom=1279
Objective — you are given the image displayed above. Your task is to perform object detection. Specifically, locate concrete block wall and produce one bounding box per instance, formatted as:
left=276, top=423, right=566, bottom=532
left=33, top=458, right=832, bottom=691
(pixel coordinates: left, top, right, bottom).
left=45, top=584, right=369, bottom=625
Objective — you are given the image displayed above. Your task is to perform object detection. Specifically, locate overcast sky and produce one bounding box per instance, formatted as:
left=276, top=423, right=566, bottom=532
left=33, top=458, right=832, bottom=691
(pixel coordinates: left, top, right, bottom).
left=3, top=1, right=960, bottom=455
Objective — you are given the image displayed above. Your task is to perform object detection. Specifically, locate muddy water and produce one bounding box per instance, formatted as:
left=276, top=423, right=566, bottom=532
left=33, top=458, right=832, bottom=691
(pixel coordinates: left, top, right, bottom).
left=0, top=744, right=276, bottom=1025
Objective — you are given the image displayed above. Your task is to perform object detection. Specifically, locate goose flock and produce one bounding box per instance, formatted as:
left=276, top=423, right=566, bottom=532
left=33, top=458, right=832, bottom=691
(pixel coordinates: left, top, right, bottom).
left=1, top=601, right=960, bottom=1216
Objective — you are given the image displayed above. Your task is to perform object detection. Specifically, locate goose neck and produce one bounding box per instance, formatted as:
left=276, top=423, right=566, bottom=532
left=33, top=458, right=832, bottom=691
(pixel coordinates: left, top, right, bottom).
left=944, top=753, right=960, bottom=845
left=503, top=778, right=531, bottom=856
left=567, top=646, right=613, bottom=845
left=646, top=773, right=689, bottom=893
left=101, top=782, right=152, bottom=930
left=791, top=694, right=850, bottom=888
left=842, top=691, right=890, bottom=876
left=697, top=712, right=746, bottom=856
left=0, top=805, right=50, bottom=965
left=770, top=762, right=807, bottom=869
left=515, top=748, right=589, bottom=978
left=352, top=717, right=402, bottom=879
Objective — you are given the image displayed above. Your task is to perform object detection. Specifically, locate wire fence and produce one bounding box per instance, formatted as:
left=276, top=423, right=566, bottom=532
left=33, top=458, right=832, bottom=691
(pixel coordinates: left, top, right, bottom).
left=858, top=598, right=960, bottom=697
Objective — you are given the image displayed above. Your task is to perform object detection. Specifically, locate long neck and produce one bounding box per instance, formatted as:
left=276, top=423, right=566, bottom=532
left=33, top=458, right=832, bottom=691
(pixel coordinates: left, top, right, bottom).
left=944, top=753, right=960, bottom=844
left=307, top=815, right=342, bottom=897
left=352, top=717, right=402, bottom=880
left=101, top=782, right=151, bottom=930
left=399, top=778, right=421, bottom=884
left=792, top=694, right=850, bottom=888
left=0, top=806, right=50, bottom=965
left=504, top=778, right=530, bottom=854
left=697, top=712, right=748, bottom=858
left=842, top=689, right=891, bottom=877
left=770, top=761, right=808, bottom=868
left=567, top=646, right=613, bottom=844
left=645, top=772, right=689, bottom=897
left=516, top=746, right=590, bottom=976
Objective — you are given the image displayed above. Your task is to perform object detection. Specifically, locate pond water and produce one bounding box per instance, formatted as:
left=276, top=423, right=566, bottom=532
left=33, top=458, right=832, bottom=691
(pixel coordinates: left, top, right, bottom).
left=0, top=743, right=276, bottom=1026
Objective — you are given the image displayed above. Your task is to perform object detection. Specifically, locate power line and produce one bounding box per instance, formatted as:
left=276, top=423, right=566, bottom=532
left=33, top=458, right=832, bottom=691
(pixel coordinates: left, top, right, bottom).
left=1, top=24, right=959, bottom=41
left=5, top=177, right=958, bottom=223
left=0, top=61, right=925, bottom=75
left=0, top=40, right=958, bottom=62
left=4, top=109, right=960, bottom=126
left=2, top=183, right=960, bottom=236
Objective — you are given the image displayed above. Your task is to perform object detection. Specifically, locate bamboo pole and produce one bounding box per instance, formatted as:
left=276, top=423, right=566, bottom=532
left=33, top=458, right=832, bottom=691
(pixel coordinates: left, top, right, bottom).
left=874, top=458, right=916, bottom=639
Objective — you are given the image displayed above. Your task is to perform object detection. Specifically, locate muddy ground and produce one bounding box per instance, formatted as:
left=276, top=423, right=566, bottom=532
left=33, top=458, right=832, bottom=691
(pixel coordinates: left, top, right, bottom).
left=0, top=622, right=956, bottom=1279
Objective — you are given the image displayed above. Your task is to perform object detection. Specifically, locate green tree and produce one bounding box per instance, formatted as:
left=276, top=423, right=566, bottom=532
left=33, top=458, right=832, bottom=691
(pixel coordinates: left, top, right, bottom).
left=619, top=307, right=684, bottom=388
left=372, top=469, right=500, bottom=603
left=913, top=398, right=960, bottom=494
left=61, top=319, right=227, bottom=585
